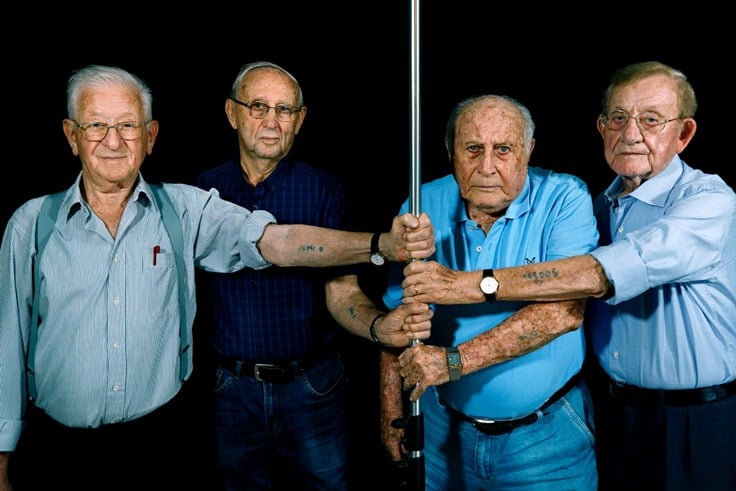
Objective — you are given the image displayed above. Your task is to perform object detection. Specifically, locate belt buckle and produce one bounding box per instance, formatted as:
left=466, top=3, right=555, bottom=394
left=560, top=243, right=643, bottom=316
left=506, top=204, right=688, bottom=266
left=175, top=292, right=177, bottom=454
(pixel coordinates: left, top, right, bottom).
left=473, top=418, right=498, bottom=425
left=253, top=363, right=279, bottom=382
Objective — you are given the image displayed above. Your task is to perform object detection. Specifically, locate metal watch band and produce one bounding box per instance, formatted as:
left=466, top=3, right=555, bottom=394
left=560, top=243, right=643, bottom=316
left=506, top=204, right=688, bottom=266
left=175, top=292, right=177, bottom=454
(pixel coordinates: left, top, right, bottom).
left=446, top=346, right=462, bottom=381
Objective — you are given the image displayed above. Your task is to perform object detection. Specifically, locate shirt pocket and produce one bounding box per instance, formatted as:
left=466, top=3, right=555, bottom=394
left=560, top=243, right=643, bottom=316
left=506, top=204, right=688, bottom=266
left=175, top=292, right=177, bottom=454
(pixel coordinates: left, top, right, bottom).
left=140, top=246, right=178, bottom=321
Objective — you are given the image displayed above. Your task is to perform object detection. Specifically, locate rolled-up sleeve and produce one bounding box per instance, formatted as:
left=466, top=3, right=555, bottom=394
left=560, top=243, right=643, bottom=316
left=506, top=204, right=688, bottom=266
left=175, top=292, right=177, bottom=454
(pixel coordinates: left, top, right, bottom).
left=239, top=209, right=277, bottom=269
left=590, top=242, right=649, bottom=304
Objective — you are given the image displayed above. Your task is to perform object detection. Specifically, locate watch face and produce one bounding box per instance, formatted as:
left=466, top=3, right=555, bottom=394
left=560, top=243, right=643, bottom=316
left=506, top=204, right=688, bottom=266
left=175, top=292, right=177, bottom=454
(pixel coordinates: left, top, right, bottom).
left=480, top=276, right=498, bottom=294
left=370, top=253, right=385, bottom=266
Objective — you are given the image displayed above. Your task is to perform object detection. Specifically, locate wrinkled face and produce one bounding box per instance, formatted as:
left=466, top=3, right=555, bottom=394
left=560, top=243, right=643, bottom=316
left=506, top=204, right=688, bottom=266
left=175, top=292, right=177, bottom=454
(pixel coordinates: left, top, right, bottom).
left=63, top=84, right=156, bottom=187
left=597, top=74, right=690, bottom=184
left=226, top=67, right=305, bottom=165
left=451, top=98, right=532, bottom=220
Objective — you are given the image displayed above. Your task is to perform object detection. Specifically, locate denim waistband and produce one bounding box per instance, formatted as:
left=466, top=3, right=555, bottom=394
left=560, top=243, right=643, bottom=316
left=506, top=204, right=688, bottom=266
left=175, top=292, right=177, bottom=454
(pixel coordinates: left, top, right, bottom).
left=215, top=348, right=336, bottom=384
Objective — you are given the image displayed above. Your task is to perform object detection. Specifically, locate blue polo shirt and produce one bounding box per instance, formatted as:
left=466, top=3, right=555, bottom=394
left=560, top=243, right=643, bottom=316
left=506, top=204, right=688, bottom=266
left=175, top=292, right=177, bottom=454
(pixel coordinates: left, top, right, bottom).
left=383, top=167, right=599, bottom=418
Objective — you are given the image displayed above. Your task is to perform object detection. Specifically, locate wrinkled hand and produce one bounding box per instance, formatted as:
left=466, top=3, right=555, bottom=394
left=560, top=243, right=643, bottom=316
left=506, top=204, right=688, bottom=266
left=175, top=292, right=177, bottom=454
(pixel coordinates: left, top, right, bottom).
left=398, top=344, right=450, bottom=401
left=375, top=303, right=433, bottom=347
left=402, top=260, right=475, bottom=305
left=384, top=213, right=434, bottom=263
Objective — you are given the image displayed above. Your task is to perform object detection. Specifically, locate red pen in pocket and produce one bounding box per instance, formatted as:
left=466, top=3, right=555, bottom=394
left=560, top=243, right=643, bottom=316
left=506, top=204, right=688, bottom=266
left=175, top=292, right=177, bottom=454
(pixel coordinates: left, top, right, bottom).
left=153, top=245, right=160, bottom=266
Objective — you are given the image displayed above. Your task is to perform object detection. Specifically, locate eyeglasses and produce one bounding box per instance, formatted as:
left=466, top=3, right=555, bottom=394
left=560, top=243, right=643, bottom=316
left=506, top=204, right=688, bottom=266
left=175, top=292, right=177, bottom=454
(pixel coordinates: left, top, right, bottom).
left=229, top=98, right=302, bottom=122
left=72, top=120, right=149, bottom=142
left=601, top=110, right=681, bottom=134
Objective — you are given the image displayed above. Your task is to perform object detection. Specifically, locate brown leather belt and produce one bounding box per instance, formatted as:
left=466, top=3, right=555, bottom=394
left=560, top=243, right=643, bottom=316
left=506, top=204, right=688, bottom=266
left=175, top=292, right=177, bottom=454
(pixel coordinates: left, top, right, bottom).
left=441, top=373, right=581, bottom=435
left=608, top=378, right=736, bottom=406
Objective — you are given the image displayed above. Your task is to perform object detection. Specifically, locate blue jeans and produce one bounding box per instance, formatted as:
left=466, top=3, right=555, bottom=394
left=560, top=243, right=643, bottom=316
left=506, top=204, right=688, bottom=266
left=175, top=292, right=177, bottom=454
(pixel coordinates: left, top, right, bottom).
left=422, top=381, right=598, bottom=491
left=212, top=353, right=350, bottom=491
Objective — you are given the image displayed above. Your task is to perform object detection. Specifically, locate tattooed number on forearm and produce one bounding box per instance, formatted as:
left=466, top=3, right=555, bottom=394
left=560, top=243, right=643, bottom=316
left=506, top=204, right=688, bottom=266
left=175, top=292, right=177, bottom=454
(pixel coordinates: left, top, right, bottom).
left=298, top=244, right=325, bottom=253
left=522, top=268, right=559, bottom=282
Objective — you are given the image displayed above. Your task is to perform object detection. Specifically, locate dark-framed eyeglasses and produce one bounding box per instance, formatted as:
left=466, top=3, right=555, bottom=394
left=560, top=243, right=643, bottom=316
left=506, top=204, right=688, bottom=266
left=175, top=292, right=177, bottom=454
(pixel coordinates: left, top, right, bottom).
left=229, top=98, right=302, bottom=122
left=71, top=120, right=149, bottom=142
left=601, top=110, right=681, bottom=134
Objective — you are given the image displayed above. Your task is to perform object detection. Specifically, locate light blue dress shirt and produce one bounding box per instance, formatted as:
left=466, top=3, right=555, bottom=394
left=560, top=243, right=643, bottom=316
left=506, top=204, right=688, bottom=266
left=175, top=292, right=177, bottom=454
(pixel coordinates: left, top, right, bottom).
left=0, top=173, right=275, bottom=449
left=384, top=167, right=599, bottom=418
left=589, top=156, right=736, bottom=389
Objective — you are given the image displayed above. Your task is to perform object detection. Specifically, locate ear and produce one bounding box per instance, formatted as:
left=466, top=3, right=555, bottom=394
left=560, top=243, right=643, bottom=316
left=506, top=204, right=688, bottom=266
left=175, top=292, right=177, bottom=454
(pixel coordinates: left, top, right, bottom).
left=293, top=106, right=307, bottom=135
left=676, top=118, right=697, bottom=154
left=145, top=120, right=160, bottom=155
left=596, top=114, right=606, bottom=139
left=62, top=119, right=79, bottom=156
left=225, top=98, right=237, bottom=129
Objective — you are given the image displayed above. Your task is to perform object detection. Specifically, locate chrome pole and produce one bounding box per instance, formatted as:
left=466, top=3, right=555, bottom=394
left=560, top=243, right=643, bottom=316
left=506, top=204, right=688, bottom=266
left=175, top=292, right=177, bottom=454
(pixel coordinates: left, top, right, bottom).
left=405, top=0, right=425, bottom=489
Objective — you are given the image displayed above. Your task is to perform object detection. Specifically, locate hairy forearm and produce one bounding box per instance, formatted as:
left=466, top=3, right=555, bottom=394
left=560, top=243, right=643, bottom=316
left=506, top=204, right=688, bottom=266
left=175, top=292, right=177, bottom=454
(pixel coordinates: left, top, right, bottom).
left=325, top=275, right=382, bottom=341
left=460, top=299, right=586, bottom=374
left=379, top=348, right=405, bottom=461
left=380, top=349, right=404, bottom=409
left=495, top=255, right=610, bottom=301
left=259, top=224, right=372, bottom=267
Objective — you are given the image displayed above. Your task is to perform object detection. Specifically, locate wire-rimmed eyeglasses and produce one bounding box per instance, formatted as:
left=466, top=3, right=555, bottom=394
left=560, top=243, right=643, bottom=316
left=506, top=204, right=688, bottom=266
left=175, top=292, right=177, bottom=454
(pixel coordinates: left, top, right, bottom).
left=229, top=98, right=302, bottom=122
left=71, top=120, right=149, bottom=142
left=601, top=110, right=681, bottom=134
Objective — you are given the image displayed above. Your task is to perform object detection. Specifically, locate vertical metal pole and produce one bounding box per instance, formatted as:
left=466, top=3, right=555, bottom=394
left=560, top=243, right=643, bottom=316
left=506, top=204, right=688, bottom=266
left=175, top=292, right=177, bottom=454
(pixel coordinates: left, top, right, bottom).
left=405, top=0, right=425, bottom=489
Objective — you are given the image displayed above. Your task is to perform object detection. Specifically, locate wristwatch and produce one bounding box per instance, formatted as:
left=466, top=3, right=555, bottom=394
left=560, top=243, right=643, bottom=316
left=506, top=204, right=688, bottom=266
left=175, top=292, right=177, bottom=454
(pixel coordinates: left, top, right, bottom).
left=369, top=232, right=386, bottom=266
left=446, top=347, right=462, bottom=381
left=479, top=269, right=498, bottom=303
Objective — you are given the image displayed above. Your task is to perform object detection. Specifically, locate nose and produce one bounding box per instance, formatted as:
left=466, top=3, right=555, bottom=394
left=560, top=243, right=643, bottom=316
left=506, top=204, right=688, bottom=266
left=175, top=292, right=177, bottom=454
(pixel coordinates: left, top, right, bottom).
left=477, top=153, right=497, bottom=175
left=620, top=116, right=644, bottom=143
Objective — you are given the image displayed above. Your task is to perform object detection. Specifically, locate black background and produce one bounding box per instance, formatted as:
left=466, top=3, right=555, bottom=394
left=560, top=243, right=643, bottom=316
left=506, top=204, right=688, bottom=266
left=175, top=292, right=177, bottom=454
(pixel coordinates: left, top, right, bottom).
left=4, top=3, right=732, bottom=489
left=3, top=4, right=732, bottom=229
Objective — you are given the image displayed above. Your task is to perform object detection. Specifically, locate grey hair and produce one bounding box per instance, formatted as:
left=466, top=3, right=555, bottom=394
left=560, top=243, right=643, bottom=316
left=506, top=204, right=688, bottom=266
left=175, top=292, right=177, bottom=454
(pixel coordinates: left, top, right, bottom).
left=66, top=65, right=153, bottom=121
left=445, top=94, right=535, bottom=159
left=602, top=61, right=697, bottom=118
left=230, top=61, right=304, bottom=107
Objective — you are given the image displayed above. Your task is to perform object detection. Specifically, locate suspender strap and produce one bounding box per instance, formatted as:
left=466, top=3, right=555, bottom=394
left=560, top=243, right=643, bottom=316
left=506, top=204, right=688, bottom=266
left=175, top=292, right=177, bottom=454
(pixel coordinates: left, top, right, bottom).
left=149, top=184, right=190, bottom=382
left=28, top=191, right=65, bottom=400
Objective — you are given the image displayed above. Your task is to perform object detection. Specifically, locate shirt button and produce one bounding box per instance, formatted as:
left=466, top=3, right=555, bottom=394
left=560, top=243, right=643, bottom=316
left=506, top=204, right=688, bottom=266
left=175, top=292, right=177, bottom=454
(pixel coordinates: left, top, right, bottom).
left=613, top=351, right=620, bottom=359
left=113, top=341, right=120, bottom=349
left=112, top=384, right=120, bottom=391
left=475, top=246, right=482, bottom=252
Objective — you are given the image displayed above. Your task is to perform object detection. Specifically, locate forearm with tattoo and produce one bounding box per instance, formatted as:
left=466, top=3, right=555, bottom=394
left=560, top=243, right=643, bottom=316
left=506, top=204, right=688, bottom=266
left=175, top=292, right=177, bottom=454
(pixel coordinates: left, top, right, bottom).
left=494, top=254, right=610, bottom=301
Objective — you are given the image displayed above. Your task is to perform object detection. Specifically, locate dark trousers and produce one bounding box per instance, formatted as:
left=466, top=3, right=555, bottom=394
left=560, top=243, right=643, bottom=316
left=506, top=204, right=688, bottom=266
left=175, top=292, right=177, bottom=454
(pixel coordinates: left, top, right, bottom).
left=588, top=367, right=736, bottom=491
left=9, top=381, right=219, bottom=491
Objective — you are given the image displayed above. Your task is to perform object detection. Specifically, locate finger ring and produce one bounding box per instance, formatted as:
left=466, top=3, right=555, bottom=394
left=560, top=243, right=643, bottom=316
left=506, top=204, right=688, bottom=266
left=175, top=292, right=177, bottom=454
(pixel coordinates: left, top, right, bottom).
left=414, top=286, right=419, bottom=295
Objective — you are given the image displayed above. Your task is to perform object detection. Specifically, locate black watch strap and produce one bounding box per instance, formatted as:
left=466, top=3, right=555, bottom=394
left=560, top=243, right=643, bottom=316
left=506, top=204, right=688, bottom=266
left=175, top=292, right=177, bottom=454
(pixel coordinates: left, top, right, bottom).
left=370, top=232, right=385, bottom=266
